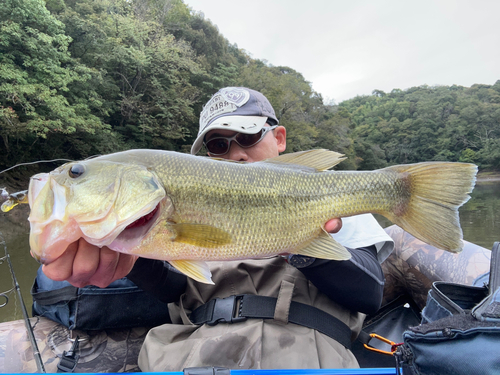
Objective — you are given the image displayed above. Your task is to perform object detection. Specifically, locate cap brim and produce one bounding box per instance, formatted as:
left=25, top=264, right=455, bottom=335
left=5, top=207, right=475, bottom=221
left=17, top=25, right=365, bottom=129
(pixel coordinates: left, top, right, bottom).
left=191, top=116, right=268, bottom=155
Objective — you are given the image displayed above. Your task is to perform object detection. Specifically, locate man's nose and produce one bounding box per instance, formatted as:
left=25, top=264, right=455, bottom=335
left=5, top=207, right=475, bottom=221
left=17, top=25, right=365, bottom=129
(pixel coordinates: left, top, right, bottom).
left=227, top=142, right=249, bottom=162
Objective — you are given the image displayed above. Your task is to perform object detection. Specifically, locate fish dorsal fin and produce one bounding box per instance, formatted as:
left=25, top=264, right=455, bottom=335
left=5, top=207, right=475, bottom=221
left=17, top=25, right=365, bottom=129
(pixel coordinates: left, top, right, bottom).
left=294, top=227, right=352, bottom=260
left=263, top=149, right=346, bottom=171
left=169, top=259, right=214, bottom=284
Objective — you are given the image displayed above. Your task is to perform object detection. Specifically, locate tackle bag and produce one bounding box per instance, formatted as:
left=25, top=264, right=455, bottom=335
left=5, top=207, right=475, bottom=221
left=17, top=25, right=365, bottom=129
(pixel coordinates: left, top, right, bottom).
left=395, top=241, right=500, bottom=375
left=31, top=266, right=171, bottom=330
left=351, top=294, right=421, bottom=368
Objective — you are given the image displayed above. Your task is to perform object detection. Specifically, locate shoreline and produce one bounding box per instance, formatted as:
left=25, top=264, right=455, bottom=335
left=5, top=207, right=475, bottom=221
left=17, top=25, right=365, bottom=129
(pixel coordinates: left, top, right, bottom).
left=477, top=171, right=500, bottom=182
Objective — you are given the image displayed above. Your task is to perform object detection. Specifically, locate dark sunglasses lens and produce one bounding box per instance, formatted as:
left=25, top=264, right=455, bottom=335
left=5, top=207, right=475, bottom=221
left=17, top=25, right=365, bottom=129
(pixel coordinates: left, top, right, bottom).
left=235, top=131, right=263, bottom=147
left=206, top=138, right=229, bottom=154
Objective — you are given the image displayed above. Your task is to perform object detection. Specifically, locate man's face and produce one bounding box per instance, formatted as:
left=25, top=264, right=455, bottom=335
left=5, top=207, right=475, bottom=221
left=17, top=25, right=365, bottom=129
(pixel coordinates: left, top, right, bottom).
left=205, top=125, right=287, bottom=162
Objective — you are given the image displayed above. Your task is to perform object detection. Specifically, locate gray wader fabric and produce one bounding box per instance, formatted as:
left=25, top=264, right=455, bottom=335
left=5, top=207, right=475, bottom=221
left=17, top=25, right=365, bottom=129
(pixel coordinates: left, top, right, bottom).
left=138, top=257, right=363, bottom=371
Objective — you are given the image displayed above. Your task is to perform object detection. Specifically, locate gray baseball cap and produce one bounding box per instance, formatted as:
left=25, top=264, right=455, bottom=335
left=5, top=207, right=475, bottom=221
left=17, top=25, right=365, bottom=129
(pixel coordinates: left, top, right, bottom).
left=191, top=87, right=279, bottom=155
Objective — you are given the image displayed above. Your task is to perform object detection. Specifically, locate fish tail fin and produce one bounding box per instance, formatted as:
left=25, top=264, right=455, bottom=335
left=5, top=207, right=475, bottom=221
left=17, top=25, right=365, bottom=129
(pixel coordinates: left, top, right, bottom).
left=384, top=162, right=477, bottom=252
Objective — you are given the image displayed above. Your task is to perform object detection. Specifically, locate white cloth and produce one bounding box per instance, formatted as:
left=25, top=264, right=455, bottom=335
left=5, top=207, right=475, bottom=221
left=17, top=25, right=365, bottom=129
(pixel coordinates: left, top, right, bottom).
left=332, top=214, right=394, bottom=263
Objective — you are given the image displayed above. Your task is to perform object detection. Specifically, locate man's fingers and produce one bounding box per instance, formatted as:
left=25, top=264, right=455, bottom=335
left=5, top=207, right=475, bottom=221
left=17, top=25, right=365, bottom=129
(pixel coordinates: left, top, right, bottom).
left=40, top=239, right=138, bottom=289
left=69, top=239, right=101, bottom=287
left=112, top=254, right=139, bottom=283
left=42, top=241, right=78, bottom=281
left=89, top=247, right=123, bottom=288
left=325, top=218, right=343, bottom=233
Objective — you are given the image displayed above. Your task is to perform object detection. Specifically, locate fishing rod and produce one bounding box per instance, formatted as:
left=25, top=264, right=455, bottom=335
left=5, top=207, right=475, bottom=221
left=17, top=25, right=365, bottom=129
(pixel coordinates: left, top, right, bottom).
left=0, top=232, right=46, bottom=373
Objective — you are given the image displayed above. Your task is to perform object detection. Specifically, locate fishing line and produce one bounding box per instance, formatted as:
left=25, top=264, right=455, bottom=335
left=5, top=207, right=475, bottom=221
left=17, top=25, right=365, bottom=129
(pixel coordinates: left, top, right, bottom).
left=0, top=159, right=74, bottom=176
left=0, top=232, right=46, bottom=373
left=0, top=155, right=103, bottom=178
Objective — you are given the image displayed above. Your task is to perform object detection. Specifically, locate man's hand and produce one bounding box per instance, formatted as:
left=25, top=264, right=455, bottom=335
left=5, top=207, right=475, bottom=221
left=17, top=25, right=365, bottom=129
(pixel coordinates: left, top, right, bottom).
left=41, top=238, right=138, bottom=288
left=324, top=218, right=342, bottom=234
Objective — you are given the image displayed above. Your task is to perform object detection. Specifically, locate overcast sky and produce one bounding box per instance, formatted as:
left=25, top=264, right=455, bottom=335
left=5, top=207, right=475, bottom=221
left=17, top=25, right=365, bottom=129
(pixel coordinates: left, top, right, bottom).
left=184, top=0, right=500, bottom=103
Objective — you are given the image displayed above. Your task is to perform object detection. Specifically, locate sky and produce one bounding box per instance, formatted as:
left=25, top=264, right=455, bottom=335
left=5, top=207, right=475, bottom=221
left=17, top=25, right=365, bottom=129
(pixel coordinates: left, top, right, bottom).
left=184, top=0, right=500, bottom=103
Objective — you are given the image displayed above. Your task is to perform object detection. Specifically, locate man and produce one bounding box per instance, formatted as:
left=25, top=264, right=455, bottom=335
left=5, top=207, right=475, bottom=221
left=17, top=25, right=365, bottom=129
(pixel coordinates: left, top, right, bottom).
left=43, top=87, right=394, bottom=370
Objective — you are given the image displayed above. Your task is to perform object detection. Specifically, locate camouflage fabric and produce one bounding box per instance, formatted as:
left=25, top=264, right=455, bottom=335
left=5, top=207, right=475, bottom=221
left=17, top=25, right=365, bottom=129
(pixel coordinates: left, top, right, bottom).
left=0, top=316, right=146, bottom=373
left=381, top=225, right=492, bottom=309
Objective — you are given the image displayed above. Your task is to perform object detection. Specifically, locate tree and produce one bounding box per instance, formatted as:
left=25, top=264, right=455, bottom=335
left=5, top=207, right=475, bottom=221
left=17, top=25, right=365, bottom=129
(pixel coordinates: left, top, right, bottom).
left=55, top=0, right=206, bottom=151
left=0, top=0, right=105, bottom=163
left=339, top=83, right=500, bottom=170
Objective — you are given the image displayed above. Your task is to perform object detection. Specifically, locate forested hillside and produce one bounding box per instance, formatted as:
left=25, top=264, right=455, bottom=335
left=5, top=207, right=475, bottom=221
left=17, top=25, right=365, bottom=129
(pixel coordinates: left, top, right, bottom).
left=341, top=84, right=500, bottom=170
left=1, top=0, right=499, bottom=176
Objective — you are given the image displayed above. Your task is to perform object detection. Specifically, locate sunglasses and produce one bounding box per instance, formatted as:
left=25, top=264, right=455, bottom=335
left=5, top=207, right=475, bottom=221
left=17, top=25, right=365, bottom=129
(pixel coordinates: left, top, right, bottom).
left=204, top=125, right=278, bottom=156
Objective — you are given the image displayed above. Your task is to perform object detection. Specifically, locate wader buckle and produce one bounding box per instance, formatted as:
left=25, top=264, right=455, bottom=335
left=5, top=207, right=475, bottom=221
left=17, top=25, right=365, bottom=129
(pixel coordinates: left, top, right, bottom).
left=206, top=295, right=246, bottom=326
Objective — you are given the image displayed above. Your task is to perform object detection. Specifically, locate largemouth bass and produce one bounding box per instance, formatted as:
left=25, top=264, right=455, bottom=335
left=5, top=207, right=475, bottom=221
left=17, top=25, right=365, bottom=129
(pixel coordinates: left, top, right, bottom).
left=28, top=149, right=477, bottom=284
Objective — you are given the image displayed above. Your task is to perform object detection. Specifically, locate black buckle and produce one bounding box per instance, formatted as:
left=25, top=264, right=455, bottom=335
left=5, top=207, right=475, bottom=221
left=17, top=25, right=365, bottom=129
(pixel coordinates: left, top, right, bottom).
left=206, top=295, right=246, bottom=326
left=57, top=335, right=80, bottom=372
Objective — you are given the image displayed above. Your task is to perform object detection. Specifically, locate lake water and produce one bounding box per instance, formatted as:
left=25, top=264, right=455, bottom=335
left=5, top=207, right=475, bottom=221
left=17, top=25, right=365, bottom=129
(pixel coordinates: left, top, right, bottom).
left=1, top=180, right=499, bottom=324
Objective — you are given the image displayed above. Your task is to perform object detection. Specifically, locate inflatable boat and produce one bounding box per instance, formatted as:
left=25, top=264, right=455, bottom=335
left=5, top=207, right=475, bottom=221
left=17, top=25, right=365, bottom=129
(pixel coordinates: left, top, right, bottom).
left=0, top=226, right=493, bottom=374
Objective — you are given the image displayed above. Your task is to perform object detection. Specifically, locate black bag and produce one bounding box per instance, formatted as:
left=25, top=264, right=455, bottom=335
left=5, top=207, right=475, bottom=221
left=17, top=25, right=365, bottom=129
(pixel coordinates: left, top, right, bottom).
left=395, top=242, right=500, bottom=375
left=351, top=294, right=421, bottom=368
left=31, top=266, right=171, bottom=330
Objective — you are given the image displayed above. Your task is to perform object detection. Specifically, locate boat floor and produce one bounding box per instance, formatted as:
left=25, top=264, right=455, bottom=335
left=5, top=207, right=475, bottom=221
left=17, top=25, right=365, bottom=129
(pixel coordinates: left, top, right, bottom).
left=0, top=317, right=146, bottom=373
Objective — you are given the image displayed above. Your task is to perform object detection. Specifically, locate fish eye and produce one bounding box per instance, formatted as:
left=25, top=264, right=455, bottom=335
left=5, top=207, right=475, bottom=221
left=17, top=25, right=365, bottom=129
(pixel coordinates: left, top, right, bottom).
left=69, top=164, right=85, bottom=178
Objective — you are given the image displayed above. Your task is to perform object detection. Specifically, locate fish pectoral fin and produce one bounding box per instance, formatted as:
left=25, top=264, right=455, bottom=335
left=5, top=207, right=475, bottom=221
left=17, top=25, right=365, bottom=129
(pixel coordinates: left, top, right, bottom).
left=168, top=259, right=214, bottom=285
left=263, top=149, right=346, bottom=171
left=167, top=222, right=232, bottom=248
left=295, top=228, right=351, bottom=260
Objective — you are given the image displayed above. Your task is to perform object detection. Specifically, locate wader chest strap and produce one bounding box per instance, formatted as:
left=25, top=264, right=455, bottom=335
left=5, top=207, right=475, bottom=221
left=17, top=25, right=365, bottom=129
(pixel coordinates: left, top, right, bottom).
left=190, top=294, right=352, bottom=349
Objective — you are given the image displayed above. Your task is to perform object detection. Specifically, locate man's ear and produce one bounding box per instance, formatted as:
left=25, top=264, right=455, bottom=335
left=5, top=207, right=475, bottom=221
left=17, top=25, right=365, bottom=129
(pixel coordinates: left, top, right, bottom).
left=274, top=126, right=287, bottom=153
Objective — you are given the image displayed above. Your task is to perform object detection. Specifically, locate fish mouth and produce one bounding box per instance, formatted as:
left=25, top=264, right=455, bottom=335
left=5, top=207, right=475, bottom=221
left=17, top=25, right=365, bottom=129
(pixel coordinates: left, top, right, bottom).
left=33, top=202, right=163, bottom=264
left=109, top=202, right=162, bottom=252
left=124, top=203, right=160, bottom=230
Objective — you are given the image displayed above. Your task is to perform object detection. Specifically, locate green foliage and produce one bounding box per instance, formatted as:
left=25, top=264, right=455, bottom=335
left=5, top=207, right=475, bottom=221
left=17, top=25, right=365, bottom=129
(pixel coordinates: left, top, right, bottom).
left=48, top=0, right=208, bottom=152
left=0, top=0, right=498, bottom=175
left=340, top=84, right=500, bottom=170
left=459, top=148, right=477, bottom=163
left=0, top=0, right=105, bottom=162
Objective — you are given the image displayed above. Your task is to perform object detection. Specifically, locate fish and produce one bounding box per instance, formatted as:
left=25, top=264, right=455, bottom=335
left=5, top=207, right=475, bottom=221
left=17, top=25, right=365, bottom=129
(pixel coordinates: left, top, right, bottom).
left=27, top=149, right=477, bottom=284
